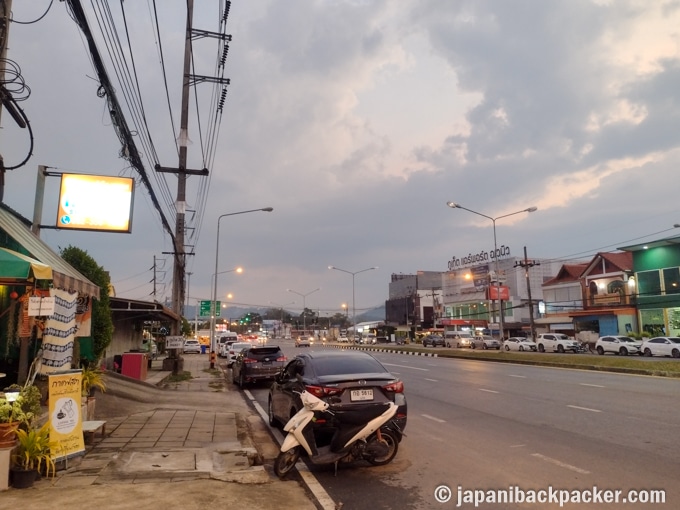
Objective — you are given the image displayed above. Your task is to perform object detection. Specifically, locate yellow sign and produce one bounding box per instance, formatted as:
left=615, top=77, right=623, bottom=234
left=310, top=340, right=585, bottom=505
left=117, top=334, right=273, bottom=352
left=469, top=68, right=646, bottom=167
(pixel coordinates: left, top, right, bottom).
left=48, top=371, right=85, bottom=459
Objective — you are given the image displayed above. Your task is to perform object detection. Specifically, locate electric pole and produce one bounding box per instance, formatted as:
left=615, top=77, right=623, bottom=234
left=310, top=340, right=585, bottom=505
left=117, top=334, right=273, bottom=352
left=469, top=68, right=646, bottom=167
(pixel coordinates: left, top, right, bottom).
left=514, top=246, right=540, bottom=340
left=0, top=0, right=13, bottom=202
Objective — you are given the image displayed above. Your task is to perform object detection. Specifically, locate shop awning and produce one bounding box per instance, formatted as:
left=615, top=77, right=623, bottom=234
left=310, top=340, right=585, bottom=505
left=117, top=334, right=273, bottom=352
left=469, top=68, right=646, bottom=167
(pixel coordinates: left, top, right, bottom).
left=0, top=206, right=100, bottom=298
left=0, top=247, right=53, bottom=280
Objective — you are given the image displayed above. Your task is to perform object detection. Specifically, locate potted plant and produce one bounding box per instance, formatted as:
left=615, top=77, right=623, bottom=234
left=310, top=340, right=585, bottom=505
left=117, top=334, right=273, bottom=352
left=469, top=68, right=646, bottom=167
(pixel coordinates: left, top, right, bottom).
left=0, top=383, right=41, bottom=447
left=81, top=366, right=106, bottom=421
left=10, top=422, right=57, bottom=488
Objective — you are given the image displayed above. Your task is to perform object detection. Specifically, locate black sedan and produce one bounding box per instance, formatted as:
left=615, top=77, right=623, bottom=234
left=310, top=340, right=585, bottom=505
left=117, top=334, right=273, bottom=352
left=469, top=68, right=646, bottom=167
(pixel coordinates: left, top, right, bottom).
left=268, top=350, right=407, bottom=438
left=231, top=345, right=287, bottom=387
left=422, top=334, right=445, bottom=347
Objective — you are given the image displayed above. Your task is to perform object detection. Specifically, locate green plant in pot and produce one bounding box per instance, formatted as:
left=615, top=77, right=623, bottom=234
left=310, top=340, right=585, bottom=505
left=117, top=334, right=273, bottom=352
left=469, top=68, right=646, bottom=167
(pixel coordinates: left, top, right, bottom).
left=0, top=383, right=42, bottom=447
left=11, top=422, right=58, bottom=488
left=81, top=366, right=107, bottom=397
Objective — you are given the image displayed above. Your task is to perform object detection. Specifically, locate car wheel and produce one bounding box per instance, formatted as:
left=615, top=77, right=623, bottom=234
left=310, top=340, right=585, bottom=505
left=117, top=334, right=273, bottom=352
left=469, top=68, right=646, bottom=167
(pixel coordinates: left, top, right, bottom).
left=457, top=343, right=461, bottom=348
left=557, top=345, right=565, bottom=353
left=268, top=398, right=281, bottom=428
left=238, top=372, right=246, bottom=387
left=596, top=346, right=604, bottom=355
left=231, top=369, right=238, bottom=384
left=518, top=346, right=523, bottom=352
left=538, top=344, right=545, bottom=353
left=672, top=349, right=680, bottom=359
left=619, top=347, right=629, bottom=356
left=483, top=343, right=488, bottom=350
left=644, top=348, right=652, bottom=357
left=446, top=342, right=451, bottom=348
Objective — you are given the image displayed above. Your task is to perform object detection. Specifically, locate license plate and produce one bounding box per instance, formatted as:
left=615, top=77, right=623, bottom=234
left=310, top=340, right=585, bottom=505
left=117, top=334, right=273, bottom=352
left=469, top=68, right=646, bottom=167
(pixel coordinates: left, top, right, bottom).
left=350, top=389, right=373, bottom=401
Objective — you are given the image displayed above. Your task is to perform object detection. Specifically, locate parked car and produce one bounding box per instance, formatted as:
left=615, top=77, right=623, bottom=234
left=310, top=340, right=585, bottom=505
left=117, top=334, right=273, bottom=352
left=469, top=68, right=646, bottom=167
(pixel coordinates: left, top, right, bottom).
left=183, top=339, right=202, bottom=354
left=536, top=333, right=580, bottom=353
left=337, top=335, right=350, bottom=343
left=359, top=334, right=377, bottom=345
left=218, top=339, right=236, bottom=358
left=227, top=342, right=253, bottom=367
left=471, top=335, right=501, bottom=350
left=447, top=332, right=474, bottom=348
left=231, top=345, right=287, bottom=387
left=595, top=335, right=642, bottom=356
left=295, top=335, right=313, bottom=348
left=503, top=337, right=538, bottom=352
left=268, top=350, right=407, bottom=439
left=422, top=335, right=445, bottom=347
left=640, top=337, right=680, bottom=358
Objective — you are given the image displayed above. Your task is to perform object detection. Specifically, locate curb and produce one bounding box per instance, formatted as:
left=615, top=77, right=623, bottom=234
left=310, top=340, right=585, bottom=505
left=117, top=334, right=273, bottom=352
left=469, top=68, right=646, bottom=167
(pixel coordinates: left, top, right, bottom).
left=328, top=344, right=439, bottom=357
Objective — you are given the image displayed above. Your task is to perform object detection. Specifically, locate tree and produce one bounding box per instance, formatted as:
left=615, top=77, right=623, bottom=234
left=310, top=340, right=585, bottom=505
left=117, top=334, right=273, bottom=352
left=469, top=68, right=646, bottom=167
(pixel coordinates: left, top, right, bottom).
left=181, top=317, right=192, bottom=337
left=60, top=245, right=113, bottom=362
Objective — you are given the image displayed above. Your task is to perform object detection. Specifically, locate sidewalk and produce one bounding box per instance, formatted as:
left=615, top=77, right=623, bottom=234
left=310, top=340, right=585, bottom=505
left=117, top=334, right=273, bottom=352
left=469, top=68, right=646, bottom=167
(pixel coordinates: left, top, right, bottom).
left=1, top=353, right=319, bottom=509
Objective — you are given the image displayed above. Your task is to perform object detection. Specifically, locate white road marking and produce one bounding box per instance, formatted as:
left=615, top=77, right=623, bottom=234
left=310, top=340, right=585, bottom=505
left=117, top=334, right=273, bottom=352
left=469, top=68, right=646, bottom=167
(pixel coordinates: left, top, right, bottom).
left=508, top=374, right=526, bottom=378
left=567, top=404, right=602, bottom=413
left=381, top=362, right=429, bottom=371
left=479, top=388, right=499, bottom=394
left=531, top=453, right=590, bottom=474
left=424, top=378, right=438, bottom=382
left=509, top=444, right=526, bottom=448
left=579, top=383, right=605, bottom=388
left=422, top=414, right=446, bottom=423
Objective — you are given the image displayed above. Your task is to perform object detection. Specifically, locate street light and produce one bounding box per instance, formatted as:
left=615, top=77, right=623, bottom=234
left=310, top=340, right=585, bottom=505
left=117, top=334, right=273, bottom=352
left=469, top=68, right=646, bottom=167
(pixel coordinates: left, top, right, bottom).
left=328, top=265, right=378, bottom=342
left=446, top=202, right=537, bottom=340
left=211, top=207, right=273, bottom=366
left=287, top=288, right=320, bottom=334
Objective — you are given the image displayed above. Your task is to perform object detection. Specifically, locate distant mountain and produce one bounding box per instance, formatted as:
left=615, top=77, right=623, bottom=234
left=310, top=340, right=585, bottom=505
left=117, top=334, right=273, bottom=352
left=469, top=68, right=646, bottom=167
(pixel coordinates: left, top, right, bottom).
left=184, top=303, right=385, bottom=322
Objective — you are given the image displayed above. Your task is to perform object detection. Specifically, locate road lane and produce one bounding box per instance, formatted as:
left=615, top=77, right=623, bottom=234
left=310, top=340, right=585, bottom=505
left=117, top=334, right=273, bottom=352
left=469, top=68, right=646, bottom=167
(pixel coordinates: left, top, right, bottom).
left=240, top=343, right=679, bottom=509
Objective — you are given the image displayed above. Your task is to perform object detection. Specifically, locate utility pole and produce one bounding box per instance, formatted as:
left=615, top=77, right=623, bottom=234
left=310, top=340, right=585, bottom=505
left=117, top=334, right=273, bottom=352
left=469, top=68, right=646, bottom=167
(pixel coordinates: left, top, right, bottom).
left=0, top=0, right=13, bottom=201
left=514, top=246, right=540, bottom=340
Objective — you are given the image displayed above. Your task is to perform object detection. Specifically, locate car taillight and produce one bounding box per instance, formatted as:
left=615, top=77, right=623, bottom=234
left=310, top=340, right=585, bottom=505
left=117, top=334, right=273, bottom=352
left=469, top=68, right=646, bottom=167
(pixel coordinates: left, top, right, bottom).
left=276, top=356, right=287, bottom=362
left=383, top=381, right=404, bottom=393
left=305, top=385, right=342, bottom=398
left=243, top=357, right=257, bottom=364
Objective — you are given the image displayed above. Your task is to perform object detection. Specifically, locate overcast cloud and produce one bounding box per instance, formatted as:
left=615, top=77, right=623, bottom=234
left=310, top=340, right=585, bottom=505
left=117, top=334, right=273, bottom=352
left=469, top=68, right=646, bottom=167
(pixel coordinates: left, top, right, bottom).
left=3, top=0, right=680, bottom=318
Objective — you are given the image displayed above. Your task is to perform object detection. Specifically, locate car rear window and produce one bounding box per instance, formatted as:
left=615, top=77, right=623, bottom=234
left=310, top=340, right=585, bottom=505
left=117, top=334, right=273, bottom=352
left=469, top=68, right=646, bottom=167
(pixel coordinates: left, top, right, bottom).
left=312, top=356, right=388, bottom=376
left=246, top=347, right=283, bottom=359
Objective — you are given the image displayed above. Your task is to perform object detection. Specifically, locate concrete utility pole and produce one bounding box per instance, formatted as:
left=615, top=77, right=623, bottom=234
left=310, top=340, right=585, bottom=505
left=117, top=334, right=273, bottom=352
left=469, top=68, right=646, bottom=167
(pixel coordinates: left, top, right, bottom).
left=515, top=246, right=539, bottom=340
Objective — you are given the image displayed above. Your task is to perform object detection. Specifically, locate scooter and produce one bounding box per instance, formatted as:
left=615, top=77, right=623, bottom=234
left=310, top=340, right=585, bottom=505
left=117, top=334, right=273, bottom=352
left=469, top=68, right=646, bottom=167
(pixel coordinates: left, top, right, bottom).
left=274, top=386, right=402, bottom=478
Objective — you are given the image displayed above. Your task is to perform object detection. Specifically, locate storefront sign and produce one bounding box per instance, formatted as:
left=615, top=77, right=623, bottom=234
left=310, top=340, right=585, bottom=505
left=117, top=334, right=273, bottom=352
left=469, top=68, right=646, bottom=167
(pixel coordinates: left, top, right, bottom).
left=48, top=371, right=84, bottom=460
left=447, top=245, right=512, bottom=270
left=28, top=296, right=55, bottom=316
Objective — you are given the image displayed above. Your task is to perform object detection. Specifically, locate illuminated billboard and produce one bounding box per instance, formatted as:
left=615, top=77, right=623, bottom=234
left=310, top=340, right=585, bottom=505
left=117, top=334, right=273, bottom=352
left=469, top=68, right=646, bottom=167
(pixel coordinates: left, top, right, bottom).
left=56, top=173, right=134, bottom=233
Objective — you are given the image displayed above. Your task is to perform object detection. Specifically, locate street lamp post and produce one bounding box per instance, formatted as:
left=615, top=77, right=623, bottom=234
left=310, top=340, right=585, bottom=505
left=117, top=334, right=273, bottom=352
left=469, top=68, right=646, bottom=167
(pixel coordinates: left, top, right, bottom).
left=211, top=207, right=273, bottom=367
left=328, top=265, right=378, bottom=343
left=446, top=202, right=537, bottom=340
left=287, top=288, right=320, bottom=334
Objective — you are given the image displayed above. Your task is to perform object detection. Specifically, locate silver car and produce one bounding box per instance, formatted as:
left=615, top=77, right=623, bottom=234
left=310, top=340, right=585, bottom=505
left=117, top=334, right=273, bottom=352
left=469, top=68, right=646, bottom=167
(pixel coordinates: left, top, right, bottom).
left=471, top=335, right=501, bottom=350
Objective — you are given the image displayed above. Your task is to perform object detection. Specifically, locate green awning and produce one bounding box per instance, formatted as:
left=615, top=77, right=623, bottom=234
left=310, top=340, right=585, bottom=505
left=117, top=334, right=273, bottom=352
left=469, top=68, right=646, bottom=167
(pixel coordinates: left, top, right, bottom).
left=0, top=247, right=53, bottom=280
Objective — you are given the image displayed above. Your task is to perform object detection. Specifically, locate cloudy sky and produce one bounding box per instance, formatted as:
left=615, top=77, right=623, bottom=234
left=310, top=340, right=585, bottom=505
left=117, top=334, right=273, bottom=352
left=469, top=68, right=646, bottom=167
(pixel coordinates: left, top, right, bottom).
left=3, top=0, right=680, bottom=319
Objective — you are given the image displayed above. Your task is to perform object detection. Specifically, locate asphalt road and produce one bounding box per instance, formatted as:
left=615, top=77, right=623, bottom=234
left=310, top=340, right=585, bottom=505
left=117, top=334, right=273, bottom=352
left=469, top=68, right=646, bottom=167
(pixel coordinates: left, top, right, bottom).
left=241, top=340, right=679, bottom=509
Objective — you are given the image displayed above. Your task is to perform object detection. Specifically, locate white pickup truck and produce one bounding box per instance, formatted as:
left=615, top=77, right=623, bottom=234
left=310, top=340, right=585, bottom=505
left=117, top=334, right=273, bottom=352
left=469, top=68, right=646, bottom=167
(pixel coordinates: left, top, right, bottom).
left=536, top=333, right=580, bottom=353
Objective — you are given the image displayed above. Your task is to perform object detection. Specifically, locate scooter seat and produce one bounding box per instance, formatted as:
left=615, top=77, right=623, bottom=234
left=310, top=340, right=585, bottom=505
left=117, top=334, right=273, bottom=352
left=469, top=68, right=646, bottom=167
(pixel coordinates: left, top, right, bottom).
left=331, top=403, right=392, bottom=425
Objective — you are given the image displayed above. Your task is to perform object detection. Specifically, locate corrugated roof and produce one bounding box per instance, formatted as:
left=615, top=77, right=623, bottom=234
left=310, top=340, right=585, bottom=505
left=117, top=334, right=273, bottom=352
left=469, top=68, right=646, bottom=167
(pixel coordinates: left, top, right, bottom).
left=0, top=204, right=100, bottom=298
left=542, top=263, right=588, bottom=287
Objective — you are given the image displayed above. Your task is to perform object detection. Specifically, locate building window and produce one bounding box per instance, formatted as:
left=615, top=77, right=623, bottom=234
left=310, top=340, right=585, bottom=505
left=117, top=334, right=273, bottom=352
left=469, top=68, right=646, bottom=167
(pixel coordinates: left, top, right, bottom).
left=662, top=267, right=680, bottom=295
left=637, top=270, right=661, bottom=297
left=640, top=308, right=666, bottom=336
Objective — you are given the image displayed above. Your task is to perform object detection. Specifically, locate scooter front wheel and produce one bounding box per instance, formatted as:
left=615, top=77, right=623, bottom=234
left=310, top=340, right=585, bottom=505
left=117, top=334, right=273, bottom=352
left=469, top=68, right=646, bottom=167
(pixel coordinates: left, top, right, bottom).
left=366, top=429, right=399, bottom=466
left=274, top=447, right=301, bottom=479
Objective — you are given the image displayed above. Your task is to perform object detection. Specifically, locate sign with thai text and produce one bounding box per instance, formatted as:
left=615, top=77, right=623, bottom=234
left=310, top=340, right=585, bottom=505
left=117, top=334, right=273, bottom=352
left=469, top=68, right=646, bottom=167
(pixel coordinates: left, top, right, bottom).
left=447, top=245, right=512, bottom=270
left=48, top=371, right=84, bottom=460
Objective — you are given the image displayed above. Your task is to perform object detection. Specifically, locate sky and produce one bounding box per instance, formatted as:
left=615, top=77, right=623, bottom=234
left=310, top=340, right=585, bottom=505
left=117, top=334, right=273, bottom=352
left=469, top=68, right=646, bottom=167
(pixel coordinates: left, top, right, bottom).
left=3, top=0, right=680, bottom=320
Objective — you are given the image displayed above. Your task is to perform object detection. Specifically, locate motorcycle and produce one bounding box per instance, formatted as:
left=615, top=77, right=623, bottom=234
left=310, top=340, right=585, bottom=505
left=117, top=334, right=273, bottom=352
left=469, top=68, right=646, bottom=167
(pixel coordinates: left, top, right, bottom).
left=274, top=385, right=402, bottom=478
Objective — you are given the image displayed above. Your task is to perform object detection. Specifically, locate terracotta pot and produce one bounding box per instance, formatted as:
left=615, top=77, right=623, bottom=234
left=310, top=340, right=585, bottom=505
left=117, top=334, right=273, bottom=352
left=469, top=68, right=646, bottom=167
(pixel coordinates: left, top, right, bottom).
left=0, top=421, right=19, bottom=448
